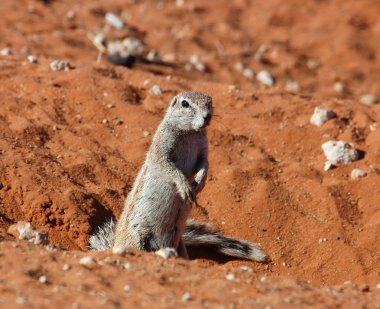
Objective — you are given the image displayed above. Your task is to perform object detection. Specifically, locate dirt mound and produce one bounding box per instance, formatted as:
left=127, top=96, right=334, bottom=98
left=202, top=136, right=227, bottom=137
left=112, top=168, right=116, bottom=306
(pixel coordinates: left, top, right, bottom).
left=0, top=0, right=379, bottom=307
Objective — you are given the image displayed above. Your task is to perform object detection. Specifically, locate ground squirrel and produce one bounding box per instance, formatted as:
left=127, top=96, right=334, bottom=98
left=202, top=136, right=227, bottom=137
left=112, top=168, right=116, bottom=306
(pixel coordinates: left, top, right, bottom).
left=90, top=91, right=267, bottom=262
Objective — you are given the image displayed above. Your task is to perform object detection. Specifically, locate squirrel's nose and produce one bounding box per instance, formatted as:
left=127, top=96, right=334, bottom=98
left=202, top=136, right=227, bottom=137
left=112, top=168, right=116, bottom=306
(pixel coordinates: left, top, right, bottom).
left=204, top=113, right=212, bottom=125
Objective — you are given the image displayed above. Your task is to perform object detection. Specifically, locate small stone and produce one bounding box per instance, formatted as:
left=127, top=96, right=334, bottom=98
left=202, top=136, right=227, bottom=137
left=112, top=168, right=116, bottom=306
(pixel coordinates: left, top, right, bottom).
left=79, top=256, right=96, bottom=265
left=242, top=68, right=255, bottom=80
left=62, top=264, right=71, bottom=271
left=334, top=82, right=345, bottom=93
left=107, top=37, right=144, bottom=67
left=318, top=238, right=328, bottom=244
left=260, top=276, right=267, bottom=283
left=101, top=118, right=108, bottom=124
left=321, top=141, right=359, bottom=165
left=27, top=55, right=38, bottom=63
left=228, top=85, right=238, bottom=93
left=0, top=48, right=12, bottom=56
left=257, top=70, right=274, bottom=86
left=146, top=49, right=161, bottom=62
left=189, top=54, right=205, bottom=72
left=105, top=12, right=125, bottom=29
left=38, top=275, right=47, bottom=284
left=124, top=263, right=133, bottom=269
left=106, top=104, right=114, bottom=109
left=239, top=266, right=253, bottom=272
left=7, top=221, right=49, bottom=245
left=307, top=58, right=320, bottom=70
left=123, top=284, right=131, bottom=292
left=234, top=62, right=244, bottom=72
left=375, top=283, right=380, bottom=289
left=324, top=161, right=334, bottom=171
left=112, top=246, right=128, bottom=255
left=254, top=44, right=268, bottom=62
left=16, top=297, right=26, bottom=304
left=143, top=131, right=150, bottom=137
left=150, top=85, right=162, bottom=95
left=310, top=107, right=336, bottom=126
left=369, top=123, right=378, bottom=131
left=360, top=94, right=378, bottom=106
left=182, top=292, right=192, bottom=302
left=155, top=247, right=178, bottom=259
left=285, top=80, right=300, bottom=93
left=50, top=60, right=71, bottom=71
left=226, top=273, right=235, bottom=281
left=350, top=168, right=367, bottom=180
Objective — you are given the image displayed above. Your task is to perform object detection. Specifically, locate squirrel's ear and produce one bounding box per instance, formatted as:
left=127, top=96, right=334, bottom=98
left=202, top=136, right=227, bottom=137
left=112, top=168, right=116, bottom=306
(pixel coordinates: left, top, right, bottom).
left=171, top=97, right=178, bottom=107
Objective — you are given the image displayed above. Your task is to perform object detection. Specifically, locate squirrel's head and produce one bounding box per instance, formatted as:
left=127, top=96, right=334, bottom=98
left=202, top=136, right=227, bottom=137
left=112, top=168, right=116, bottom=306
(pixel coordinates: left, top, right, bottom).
left=165, top=91, right=213, bottom=131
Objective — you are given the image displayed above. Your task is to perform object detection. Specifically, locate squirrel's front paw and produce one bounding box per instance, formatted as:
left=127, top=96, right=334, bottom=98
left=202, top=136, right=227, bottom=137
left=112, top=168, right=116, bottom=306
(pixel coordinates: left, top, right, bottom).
left=177, top=182, right=196, bottom=205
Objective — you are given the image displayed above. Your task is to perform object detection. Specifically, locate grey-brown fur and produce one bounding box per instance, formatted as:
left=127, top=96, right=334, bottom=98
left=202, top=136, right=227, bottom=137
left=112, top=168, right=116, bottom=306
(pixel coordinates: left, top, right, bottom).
left=90, top=91, right=267, bottom=262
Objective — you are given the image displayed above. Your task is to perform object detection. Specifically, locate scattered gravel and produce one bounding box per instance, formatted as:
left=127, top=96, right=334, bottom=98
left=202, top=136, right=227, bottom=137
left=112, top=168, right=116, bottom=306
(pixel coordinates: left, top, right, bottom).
left=50, top=60, right=71, bottom=71
left=350, top=168, right=367, bottom=180
left=155, top=248, right=178, bottom=259
left=189, top=54, right=206, bottom=72
left=333, top=82, right=345, bottom=93
left=62, top=264, right=71, bottom=271
left=310, top=107, right=336, bottom=126
left=79, top=256, right=96, bottom=265
left=242, top=68, right=255, bottom=80
left=360, top=94, right=378, bottom=106
left=285, top=80, right=300, bottom=93
left=27, top=55, right=38, bottom=63
left=182, top=292, right=192, bottom=302
left=150, top=85, right=162, bottom=95
left=257, top=70, right=274, bottom=86
left=105, top=12, right=125, bottom=29
left=0, top=48, right=12, bottom=55
left=322, top=141, right=359, bottom=165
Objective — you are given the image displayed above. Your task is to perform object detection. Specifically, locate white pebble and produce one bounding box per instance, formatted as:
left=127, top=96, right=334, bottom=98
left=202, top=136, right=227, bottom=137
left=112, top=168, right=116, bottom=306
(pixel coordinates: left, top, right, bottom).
left=123, top=284, right=131, bottom=292
left=260, top=276, right=267, bottom=283
left=182, top=292, right=192, bottom=302
left=189, top=54, right=205, bottom=72
left=310, top=107, right=336, bottom=127
left=333, top=82, right=345, bottom=93
left=79, top=256, right=96, bottom=265
left=307, top=59, right=320, bottom=70
left=112, top=246, right=128, bottom=255
left=321, top=141, right=359, bottom=165
left=376, top=283, right=380, bottom=289
left=285, top=80, right=300, bottom=93
left=360, top=94, right=378, bottom=106
left=242, top=68, right=255, bottom=80
left=124, top=262, right=133, bottom=269
left=226, top=273, right=235, bottom=281
left=254, top=44, right=268, bottom=62
left=318, top=238, right=327, bottom=244
left=350, top=168, right=367, bottom=180
left=239, top=265, right=253, bottom=272
left=105, top=12, right=125, bottom=29
left=150, top=85, right=162, bottom=95
left=27, top=55, right=38, bottom=63
left=234, top=62, right=244, bottom=72
left=0, top=48, right=12, bottom=56
left=155, top=247, right=178, bottom=259
left=38, top=275, right=47, bottom=284
left=257, top=70, right=274, bottom=86
left=62, top=264, right=71, bottom=271
left=50, top=59, right=71, bottom=71
left=16, top=297, right=26, bottom=304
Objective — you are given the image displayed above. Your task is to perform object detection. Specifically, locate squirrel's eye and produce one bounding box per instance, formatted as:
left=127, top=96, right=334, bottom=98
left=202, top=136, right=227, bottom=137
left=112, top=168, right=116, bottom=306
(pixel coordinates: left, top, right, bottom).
left=181, top=100, right=190, bottom=108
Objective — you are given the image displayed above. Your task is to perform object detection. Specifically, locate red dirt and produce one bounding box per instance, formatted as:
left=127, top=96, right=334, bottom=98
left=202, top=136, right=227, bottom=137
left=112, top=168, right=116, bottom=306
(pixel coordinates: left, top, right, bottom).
left=0, top=0, right=379, bottom=307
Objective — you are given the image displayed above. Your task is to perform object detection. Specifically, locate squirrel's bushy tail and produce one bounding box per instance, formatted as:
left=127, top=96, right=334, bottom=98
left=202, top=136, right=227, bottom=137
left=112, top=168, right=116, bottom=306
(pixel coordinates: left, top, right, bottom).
left=89, top=219, right=115, bottom=251
left=89, top=219, right=267, bottom=262
left=183, top=219, right=267, bottom=262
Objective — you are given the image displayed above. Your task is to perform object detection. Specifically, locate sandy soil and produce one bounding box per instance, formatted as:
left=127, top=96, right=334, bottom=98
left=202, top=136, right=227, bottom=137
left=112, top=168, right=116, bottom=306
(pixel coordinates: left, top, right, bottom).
left=0, top=0, right=379, bottom=307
